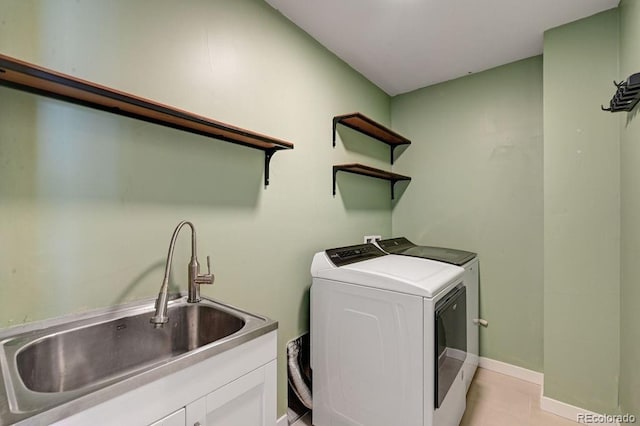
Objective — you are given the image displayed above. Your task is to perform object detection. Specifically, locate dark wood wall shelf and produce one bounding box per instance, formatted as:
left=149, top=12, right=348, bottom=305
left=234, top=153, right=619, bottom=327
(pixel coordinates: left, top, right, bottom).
left=333, top=163, right=411, bottom=200
left=0, top=53, right=294, bottom=186
left=333, top=112, right=410, bottom=164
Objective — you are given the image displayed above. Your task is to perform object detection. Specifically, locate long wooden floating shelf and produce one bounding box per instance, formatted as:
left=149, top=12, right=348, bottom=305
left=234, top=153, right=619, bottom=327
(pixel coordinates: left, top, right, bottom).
left=333, top=163, right=411, bottom=199
left=0, top=53, right=294, bottom=186
left=333, top=112, right=411, bottom=164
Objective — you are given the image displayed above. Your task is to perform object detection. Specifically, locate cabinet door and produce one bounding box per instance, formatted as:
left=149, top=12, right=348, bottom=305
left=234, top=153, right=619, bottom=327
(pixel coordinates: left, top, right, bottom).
left=149, top=407, right=186, bottom=426
left=186, top=397, right=206, bottom=426
left=204, top=360, right=276, bottom=426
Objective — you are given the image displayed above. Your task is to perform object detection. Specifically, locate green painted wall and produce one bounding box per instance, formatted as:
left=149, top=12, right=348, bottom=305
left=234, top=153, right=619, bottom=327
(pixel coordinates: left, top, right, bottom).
left=0, top=0, right=392, bottom=417
left=3, top=0, right=637, bottom=419
left=391, top=57, right=544, bottom=372
left=619, top=0, right=640, bottom=417
left=543, top=9, right=620, bottom=413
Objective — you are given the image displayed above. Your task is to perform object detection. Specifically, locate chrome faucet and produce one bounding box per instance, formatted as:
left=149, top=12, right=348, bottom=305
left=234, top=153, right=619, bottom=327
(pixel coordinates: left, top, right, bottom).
left=150, top=221, right=214, bottom=328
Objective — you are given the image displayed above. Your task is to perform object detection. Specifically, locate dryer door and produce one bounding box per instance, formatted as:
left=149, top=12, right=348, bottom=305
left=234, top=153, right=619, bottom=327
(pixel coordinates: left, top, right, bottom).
left=434, top=284, right=467, bottom=408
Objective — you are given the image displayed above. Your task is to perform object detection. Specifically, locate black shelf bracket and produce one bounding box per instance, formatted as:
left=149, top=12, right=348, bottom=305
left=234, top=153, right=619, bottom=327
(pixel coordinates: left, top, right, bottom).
left=264, top=148, right=279, bottom=187
left=390, top=145, right=400, bottom=165
left=332, top=116, right=339, bottom=147
left=390, top=180, right=398, bottom=200
left=602, top=73, right=640, bottom=113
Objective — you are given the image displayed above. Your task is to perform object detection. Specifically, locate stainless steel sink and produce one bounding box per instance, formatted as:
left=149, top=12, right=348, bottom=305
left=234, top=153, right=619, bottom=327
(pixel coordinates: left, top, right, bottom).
left=16, top=303, right=244, bottom=394
left=0, top=295, right=277, bottom=425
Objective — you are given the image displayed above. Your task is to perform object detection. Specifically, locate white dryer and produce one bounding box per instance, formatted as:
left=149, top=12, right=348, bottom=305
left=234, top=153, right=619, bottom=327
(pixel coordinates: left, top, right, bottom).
left=311, top=243, right=467, bottom=426
left=376, top=237, right=480, bottom=392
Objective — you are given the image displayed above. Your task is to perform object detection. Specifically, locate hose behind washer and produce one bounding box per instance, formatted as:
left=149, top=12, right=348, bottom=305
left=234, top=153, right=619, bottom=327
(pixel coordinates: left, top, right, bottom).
left=287, top=339, right=313, bottom=410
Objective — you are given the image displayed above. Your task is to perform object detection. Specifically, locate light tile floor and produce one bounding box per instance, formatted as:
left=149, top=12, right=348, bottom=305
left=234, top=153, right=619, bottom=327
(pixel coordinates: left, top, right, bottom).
left=291, top=368, right=579, bottom=425
left=461, top=368, right=578, bottom=426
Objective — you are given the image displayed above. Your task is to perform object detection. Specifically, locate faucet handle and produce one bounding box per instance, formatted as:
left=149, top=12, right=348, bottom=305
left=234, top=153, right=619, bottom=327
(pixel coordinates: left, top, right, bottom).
left=195, top=255, right=215, bottom=286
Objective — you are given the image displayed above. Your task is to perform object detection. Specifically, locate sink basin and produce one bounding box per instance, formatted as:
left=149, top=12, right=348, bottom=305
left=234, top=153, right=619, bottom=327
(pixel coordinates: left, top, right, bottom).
left=0, top=295, right=277, bottom=425
left=16, top=304, right=245, bottom=393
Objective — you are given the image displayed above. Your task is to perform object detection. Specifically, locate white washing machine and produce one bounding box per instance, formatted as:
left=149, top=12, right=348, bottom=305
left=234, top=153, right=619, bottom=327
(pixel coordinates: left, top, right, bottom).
left=376, top=237, right=480, bottom=392
left=311, top=243, right=467, bottom=426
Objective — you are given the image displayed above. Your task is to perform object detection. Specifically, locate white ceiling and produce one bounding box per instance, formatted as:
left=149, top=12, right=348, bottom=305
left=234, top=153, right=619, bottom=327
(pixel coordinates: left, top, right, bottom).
left=265, top=0, right=619, bottom=95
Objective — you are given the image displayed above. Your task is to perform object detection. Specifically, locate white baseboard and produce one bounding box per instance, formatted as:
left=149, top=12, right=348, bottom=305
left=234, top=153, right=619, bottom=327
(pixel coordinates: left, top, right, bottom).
left=277, top=414, right=288, bottom=426
left=478, top=356, right=544, bottom=385
left=540, top=392, right=620, bottom=426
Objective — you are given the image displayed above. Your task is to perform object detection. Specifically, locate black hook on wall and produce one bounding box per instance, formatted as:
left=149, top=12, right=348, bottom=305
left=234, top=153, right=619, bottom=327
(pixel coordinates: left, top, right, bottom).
left=602, top=72, right=640, bottom=113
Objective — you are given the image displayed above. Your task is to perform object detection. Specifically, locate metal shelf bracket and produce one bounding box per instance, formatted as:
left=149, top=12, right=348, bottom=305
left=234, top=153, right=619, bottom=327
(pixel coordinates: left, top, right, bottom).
left=264, top=148, right=278, bottom=187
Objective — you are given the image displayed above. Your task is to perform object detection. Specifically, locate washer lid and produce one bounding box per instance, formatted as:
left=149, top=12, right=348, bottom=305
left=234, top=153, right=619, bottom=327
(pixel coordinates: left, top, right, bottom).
left=378, top=237, right=476, bottom=266
left=312, top=252, right=464, bottom=298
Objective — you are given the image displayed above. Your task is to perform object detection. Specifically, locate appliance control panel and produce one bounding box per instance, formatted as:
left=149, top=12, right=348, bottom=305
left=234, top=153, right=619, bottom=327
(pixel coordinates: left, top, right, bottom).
left=377, top=237, right=417, bottom=252
left=325, top=243, right=386, bottom=267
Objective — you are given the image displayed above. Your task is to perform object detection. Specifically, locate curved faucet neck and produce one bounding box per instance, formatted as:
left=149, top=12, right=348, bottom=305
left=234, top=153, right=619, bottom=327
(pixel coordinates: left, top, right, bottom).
left=162, top=220, right=197, bottom=285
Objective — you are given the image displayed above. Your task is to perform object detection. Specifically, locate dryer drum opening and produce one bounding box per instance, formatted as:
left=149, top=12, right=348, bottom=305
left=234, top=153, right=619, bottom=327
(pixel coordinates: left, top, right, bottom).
left=434, top=285, right=467, bottom=408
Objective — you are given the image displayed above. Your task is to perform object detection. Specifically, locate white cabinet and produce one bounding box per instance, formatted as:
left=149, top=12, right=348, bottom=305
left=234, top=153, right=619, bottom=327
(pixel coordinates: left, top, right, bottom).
left=186, top=396, right=206, bottom=426
left=184, top=361, right=276, bottom=426
left=55, top=331, right=277, bottom=426
left=150, top=408, right=186, bottom=426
